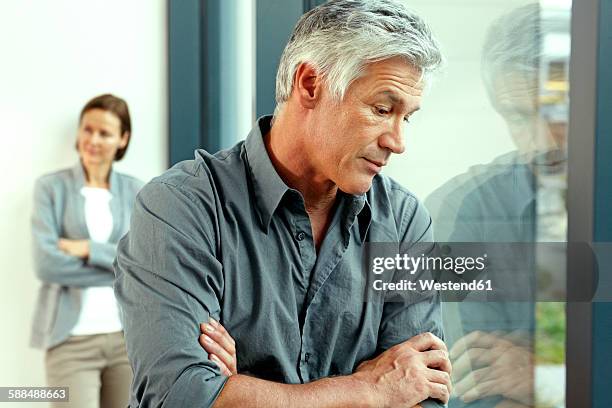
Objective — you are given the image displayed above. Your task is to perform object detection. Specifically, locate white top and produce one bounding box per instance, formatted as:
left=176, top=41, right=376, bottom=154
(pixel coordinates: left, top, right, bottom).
left=70, top=187, right=123, bottom=335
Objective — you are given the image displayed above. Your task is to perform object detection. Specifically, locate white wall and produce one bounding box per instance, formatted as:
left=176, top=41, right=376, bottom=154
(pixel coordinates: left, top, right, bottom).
left=0, top=1, right=167, bottom=405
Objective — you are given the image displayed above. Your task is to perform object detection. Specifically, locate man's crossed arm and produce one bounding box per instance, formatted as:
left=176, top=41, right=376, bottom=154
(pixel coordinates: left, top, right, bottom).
left=199, top=319, right=451, bottom=408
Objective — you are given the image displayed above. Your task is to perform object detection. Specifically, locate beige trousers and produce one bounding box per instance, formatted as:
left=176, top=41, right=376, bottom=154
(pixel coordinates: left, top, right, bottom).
left=45, top=331, right=132, bottom=408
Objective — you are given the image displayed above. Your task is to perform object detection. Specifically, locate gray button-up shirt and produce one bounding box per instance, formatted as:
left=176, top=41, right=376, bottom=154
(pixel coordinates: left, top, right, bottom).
left=114, top=116, right=443, bottom=407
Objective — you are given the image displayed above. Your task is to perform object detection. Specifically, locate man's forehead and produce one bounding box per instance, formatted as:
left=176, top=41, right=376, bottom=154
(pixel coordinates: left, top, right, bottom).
left=367, top=57, right=422, bottom=77
left=359, top=59, right=425, bottom=94
left=368, top=81, right=424, bottom=103
left=377, top=89, right=422, bottom=103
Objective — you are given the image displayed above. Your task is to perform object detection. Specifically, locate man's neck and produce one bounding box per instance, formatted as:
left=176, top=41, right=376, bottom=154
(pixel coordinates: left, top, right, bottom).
left=266, top=113, right=338, bottom=217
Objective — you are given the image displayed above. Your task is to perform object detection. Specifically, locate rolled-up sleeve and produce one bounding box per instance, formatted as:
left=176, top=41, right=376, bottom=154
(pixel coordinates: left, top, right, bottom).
left=114, top=180, right=228, bottom=407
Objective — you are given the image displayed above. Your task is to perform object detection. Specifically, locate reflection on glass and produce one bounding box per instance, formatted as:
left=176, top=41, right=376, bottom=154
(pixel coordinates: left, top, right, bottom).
left=396, top=1, right=571, bottom=407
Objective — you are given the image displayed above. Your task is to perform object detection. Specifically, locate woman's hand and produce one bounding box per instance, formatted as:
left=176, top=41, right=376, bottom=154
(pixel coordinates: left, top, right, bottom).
left=58, top=239, right=89, bottom=259
left=199, top=319, right=237, bottom=376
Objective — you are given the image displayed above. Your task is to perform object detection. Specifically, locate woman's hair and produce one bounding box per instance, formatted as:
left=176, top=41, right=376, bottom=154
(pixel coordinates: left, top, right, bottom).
left=274, top=0, right=443, bottom=117
left=79, top=94, right=132, bottom=161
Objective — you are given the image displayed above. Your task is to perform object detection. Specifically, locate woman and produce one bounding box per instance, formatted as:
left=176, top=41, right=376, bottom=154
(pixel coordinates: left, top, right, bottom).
left=31, top=94, right=143, bottom=408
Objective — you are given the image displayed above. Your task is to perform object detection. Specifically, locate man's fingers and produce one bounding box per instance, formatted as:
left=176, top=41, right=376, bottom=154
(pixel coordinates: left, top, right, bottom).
left=209, top=354, right=232, bottom=376
left=201, top=320, right=236, bottom=356
left=199, top=333, right=237, bottom=374
left=449, top=330, right=484, bottom=358
left=210, top=319, right=236, bottom=346
left=406, top=332, right=447, bottom=353
left=461, top=379, right=498, bottom=403
left=451, top=347, right=491, bottom=381
left=450, top=331, right=511, bottom=359
left=428, top=382, right=450, bottom=404
left=453, top=366, right=493, bottom=397
left=450, top=330, right=501, bottom=358
left=423, top=349, right=452, bottom=375
left=427, top=367, right=452, bottom=395
left=198, top=319, right=238, bottom=375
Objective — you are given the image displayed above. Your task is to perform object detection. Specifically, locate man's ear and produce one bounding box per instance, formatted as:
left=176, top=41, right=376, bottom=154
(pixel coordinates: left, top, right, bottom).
left=293, top=62, right=322, bottom=110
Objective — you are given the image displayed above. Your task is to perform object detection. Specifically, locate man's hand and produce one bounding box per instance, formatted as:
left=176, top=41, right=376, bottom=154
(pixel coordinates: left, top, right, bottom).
left=198, top=325, right=448, bottom=407
left=199, top=319, right=237, bottom=376
left=58, top=239, right=89, bottom=259
left=450, top=330, right=534, bottom=405
left=354, top=332, right=452, bottom=407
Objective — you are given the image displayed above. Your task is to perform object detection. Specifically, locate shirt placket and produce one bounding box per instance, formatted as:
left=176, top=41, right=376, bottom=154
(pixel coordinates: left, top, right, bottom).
left=298, top=197, right=364, bottom=382
left=288, top=203, right=318, bottom=383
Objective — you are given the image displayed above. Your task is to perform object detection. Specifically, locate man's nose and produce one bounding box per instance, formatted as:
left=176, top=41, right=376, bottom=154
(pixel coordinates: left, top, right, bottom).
left=379, top=120, right=406, bottom=154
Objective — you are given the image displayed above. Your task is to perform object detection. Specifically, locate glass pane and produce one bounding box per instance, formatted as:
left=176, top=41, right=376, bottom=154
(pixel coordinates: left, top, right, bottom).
left=385, top=1, right=571, bottom=407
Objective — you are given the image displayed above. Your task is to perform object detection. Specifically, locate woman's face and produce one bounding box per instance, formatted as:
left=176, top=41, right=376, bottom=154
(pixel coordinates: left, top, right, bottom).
left=77, top=109, right=128, bottom=167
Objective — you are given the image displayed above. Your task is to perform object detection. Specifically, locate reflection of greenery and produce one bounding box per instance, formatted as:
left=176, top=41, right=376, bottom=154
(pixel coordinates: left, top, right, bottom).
left=535, top=302, right=565, bottom=364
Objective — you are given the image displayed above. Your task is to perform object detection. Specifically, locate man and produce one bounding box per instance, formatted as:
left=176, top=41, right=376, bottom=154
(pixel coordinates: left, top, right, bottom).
left=115, top=1, right=450, bottom=406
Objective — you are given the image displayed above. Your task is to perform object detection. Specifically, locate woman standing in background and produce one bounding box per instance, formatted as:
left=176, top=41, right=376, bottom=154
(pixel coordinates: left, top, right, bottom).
left=30, top=94, right=143, bottom=408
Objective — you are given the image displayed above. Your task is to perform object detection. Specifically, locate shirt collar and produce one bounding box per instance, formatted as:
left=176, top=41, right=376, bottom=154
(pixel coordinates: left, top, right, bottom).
left=356, top=194, right=372, bottom=240
left=245, top=116, right=290, bottom=232
left=245, top=115, right=372, bottom=237
left=341, top=191, right=371, bottom=241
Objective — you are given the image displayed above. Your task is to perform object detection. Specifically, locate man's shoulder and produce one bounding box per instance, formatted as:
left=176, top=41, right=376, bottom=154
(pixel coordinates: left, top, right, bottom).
left=370, top=174, right=421, bottom=213
left=141, top=144, right=246, bottom=206
left=369, top=174, right=431, bottom=240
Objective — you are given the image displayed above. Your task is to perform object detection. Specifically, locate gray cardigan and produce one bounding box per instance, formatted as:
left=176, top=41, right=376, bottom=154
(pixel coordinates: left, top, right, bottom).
left=30, top=163, right=143, bottom=349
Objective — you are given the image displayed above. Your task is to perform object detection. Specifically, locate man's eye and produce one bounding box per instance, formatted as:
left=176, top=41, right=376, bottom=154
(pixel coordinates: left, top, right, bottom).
left=403, top=116, right=411, bottom=124
left=376, top=106, right=390, bottom=115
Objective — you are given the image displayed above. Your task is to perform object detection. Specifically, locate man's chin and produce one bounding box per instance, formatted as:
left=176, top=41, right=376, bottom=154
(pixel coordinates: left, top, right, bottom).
left=339, top=177, right=374, bottom=196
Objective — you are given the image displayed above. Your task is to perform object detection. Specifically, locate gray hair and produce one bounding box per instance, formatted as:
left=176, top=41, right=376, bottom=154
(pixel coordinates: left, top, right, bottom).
left=274, top=0, right=443, bottom=116
left=481, top=3, right=570, bottom=117
left=481, top=4, right=543, bottom=98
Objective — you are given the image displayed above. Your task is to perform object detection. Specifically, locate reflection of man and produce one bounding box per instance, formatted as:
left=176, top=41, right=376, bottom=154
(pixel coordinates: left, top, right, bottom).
left=425, top=3, right=569, bottom=407
left=115, top=1, right=451, bottom=407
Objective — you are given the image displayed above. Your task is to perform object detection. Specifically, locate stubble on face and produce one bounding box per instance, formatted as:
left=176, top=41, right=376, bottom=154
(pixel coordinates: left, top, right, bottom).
left=308, top=58, right=424, bottom=195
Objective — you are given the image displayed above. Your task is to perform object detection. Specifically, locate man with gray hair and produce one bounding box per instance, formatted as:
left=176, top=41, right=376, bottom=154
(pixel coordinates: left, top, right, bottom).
left=115, top=0, right=450, bottom=406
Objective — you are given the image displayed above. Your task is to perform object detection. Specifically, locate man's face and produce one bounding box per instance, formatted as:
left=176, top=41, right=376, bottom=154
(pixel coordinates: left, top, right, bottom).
left=491, top=72, right=567, bottom=165
left=306, top=57, right=424, bottom=195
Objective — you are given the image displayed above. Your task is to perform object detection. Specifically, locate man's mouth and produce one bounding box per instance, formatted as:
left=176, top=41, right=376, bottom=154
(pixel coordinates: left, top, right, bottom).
left=363, top=158, right=386, bottom=173
left=364, top=158, right=386, bottom=167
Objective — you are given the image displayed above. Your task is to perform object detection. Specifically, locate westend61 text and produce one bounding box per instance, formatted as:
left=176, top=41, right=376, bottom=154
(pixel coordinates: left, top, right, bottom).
left=372, top=279, right=493, bottom=292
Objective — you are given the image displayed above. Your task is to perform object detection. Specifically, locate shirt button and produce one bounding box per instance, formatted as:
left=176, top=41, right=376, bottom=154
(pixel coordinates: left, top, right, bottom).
left=296, top=231, right=306, bottom=241
left=304, top=352, right=311, bottom=363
